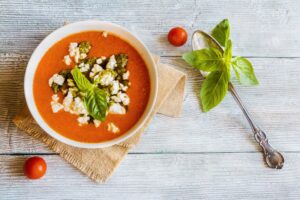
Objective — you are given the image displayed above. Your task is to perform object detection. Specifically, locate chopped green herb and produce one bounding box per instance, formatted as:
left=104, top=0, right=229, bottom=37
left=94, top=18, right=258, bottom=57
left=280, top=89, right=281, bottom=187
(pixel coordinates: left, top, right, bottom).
left=115, top=54, right=128, bottom=68
left=78, top=41, right=91, bottom=54
left=84, top=57, right=97, bottom=66
left=51, top=83, right=59, bottom=93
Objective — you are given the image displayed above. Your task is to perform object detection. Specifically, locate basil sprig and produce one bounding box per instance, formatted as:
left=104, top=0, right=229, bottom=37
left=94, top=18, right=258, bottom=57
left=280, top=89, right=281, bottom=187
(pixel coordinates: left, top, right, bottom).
left=183, top=19, right=259, bottom=112
left=71, top=68, right=108, bottom=121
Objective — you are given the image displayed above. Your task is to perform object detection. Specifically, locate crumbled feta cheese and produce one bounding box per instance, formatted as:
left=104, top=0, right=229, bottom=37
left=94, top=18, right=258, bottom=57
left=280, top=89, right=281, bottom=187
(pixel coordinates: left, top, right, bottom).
left=89, top=72, right=95, bottom=78
left=63, top=91, right=73, bottom=112
left=102, top=31, right=108, bottom=38
left=119, top=83, right=128, bottom=92
left=79, top=62, right=85, bottom=68
left=110, top=81, right=119, bottom=95
left=80, top=53, right=87, bottom=59
left=101, top=56, right=107, bottom=60
left=107, top=122, right=120, bottom=133
left=106, top=55, right=116, bottom=70
left=72, top=97, right=88, bottom=115
left=77, top=115, right=90, bottom=126
left=50, top=94, right=63, bottom=113
left=93, top=119, right=101, bottom=128
left=109, top=103, right=126, bottom=115
left=69, top=43, right=78, bottom=51
left=79, top=63, right=90, bottom=72
left=93, top=74, right=99, bottom=80
left=52, top=94, right=59, bottom=102
left=111, top=95, right=122, bottom=103
left=96, top=58, right=102, bottom=64
left=92, top=64, right=103, bottom=73
left=122, top=71, right=130, bottom=80
left=97, top=70, right=115, bottom=86
left=119, top=92, right=130, bottom=105
left=69, top=43, right=79, bottom=59
left=63, top=55, right=72, bottom=66
left=74, top=50, right=80, bottom=63
left=49, top=73, right=65, bottom=86
left=51, top=101, right=64, bottom=113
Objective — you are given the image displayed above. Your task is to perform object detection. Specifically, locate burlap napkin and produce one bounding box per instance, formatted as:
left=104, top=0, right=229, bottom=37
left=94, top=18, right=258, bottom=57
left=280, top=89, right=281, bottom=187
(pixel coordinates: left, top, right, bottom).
left=13, top=55, right=186, bottom=182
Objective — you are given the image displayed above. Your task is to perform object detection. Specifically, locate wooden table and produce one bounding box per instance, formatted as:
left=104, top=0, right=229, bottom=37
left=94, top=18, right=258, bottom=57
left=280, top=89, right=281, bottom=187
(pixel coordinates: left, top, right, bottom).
left=1, top=0, right=300, bottom=199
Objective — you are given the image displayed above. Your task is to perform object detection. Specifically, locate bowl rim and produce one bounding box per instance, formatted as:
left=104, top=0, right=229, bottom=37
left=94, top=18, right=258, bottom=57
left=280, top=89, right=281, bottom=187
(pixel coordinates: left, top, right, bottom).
left=24, top=20, right=158, bottom=148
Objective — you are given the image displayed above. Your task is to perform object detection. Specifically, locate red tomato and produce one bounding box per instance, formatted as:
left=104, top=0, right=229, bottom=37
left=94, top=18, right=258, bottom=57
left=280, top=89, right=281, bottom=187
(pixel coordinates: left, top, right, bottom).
left=167, top=27, right=188, bottom=46
left=24, top=156, right=47, bottom=179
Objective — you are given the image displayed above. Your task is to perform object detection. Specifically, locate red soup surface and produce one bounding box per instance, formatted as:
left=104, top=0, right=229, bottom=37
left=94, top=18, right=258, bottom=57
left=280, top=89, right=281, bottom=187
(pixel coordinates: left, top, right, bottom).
left=33, top=31, right=150, bottom=143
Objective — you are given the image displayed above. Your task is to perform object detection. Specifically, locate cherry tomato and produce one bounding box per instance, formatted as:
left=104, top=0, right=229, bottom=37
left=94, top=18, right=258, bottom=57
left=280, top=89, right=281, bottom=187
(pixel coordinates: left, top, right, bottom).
left=24, top=156, right=47, bottom=179
left=167, top=27, right=188, bottom=46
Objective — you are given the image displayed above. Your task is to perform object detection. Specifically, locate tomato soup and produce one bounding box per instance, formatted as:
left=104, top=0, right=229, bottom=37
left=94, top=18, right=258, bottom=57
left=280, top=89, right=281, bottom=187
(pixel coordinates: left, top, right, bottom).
left=33, top=31, right=150, bottom=143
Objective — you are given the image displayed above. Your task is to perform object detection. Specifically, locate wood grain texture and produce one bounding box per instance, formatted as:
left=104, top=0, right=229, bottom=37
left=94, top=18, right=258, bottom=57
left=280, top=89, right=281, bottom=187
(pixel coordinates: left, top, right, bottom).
left=0, top=0, right=300, bottom=57
left=0, top=153, right=299, bottom=200
left=0, top=54, right=299, bottom=153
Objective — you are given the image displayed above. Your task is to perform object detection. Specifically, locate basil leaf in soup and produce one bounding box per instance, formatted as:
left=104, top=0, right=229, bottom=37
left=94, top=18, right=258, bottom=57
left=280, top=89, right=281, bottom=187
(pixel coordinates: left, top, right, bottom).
left=71, top=67, right=93, bottom=92
left=84, top=87, right=108, bottom=121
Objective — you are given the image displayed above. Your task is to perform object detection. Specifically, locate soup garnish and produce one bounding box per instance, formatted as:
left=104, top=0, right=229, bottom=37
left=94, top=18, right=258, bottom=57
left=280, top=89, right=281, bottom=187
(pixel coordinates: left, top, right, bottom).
left=48, top=41, right=131, bottom=133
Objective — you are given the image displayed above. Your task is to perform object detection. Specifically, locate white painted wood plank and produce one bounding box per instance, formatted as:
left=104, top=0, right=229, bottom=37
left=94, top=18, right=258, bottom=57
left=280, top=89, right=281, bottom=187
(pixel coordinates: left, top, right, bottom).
left=1, top=54, right=299, bottom=153
left=0, top=153, right=299, bottom=200
left=0, top=0, right=300, bottom=57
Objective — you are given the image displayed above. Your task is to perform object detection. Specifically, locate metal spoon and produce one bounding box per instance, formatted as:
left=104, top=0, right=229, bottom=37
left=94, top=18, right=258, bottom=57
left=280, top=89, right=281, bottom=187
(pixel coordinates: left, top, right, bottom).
left=192, top=30, right=284, bottom=169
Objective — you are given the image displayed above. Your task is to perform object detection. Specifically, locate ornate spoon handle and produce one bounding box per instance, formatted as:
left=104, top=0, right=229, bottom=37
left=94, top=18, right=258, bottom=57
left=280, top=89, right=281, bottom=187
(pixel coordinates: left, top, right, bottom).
left=192, top=30, right=284, bottom=169
left=228, top=82, right=284, bottom=169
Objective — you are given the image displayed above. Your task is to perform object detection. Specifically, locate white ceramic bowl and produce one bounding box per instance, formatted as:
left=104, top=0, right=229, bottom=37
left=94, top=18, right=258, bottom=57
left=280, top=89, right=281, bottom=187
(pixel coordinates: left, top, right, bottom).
left=24, top=20, right=158, bottom=148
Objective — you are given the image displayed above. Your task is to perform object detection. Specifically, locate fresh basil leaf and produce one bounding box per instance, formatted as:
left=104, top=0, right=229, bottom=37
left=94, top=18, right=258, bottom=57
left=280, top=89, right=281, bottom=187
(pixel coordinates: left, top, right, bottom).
left=71, top=67, right=93, bottom=91
left=224, top=39, right=232, bottom=63
left=200, top=68, right=229, bottom=112
left=84, top=87, right=108, bottom=121
left=211, top=19, right=230, bottom=47
left=182, top=48, right=224, bottom=72
left=232, top=56, right=259, bottom=85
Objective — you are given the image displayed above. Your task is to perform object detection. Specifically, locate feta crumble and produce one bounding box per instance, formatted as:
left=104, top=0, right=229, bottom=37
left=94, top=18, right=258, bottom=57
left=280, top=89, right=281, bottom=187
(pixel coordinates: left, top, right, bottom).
left=93, top=119, right=101, bottom=128
left=110, top=80, right=120, bottom=95
left=51, top=101, right=64, bottom=113
left=63, top=91, right=73, bottom=112
left=96, top=58, right=102, bottom=64
left=77, top=115, right=90, bottom=126
left=106, top=55, right=117, bottom=70
left=72, top=97, right=88, bottom=115
left=96, top=70, right=115, bottom=86
left=119, top=83, right=128, bottom=92
left=102, top=31, right=108, bottom=38
left=79, top=63, right=90, bottom=72
left=50, top=94, right=63, bottom=113
left=119, top=92, right=130, bottom=105
left=122, top=71, right=130, bottom=80
left=109, top=103, right=126, bottom=115
left=107, top=122, right=120, bottom=133
left=48, top=74, right=65, bottom=86
left=52, top=94, right=59, bottom=102
left=63, top=55, right=72, bottom=66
